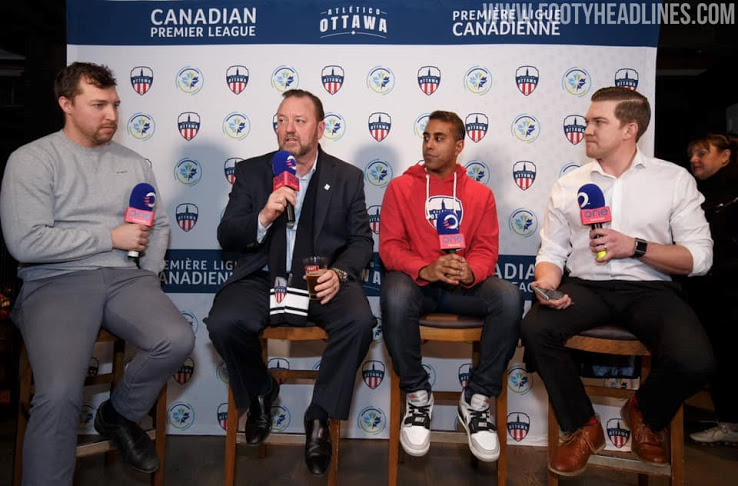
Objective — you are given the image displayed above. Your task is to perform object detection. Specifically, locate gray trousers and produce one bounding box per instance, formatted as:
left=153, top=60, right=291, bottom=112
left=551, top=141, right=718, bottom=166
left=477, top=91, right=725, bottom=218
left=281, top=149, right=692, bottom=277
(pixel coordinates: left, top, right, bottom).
left=12, top=268, right=195, bottom=486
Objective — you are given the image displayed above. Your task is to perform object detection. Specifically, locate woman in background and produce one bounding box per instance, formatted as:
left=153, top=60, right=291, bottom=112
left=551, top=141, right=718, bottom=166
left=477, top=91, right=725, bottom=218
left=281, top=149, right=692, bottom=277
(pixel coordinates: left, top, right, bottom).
left=685, top=133, right=738, bottom=445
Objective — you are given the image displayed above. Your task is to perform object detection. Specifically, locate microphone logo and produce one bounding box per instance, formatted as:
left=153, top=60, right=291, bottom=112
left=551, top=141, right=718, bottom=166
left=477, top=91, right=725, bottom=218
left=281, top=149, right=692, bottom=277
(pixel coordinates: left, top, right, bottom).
left=144, top=192, right=156, bottom=209
left=577, top=191, right=589, bottom=208
left=286, top=155, right=297, bottom=173
left=440, top=212, right=459, bottom=231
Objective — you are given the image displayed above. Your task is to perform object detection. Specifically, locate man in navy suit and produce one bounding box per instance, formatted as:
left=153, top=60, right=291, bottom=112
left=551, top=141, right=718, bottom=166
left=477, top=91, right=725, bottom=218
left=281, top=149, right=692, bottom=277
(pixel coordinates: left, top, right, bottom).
left=205, top=89, right=374, bottom=477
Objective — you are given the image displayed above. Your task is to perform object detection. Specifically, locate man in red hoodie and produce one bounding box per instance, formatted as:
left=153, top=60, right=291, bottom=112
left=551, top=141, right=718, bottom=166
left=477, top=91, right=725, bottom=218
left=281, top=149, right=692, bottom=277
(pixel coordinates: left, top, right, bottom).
left=379, top=110, right=523, bottom=462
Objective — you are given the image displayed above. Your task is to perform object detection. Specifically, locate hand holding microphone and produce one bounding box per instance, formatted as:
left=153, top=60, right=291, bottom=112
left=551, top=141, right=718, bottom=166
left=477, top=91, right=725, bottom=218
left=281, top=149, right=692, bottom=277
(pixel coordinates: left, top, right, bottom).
left=266, top=150, right=299, bottom=228
left=119, top=183, right=156, bottom=258
left=418, top=211, right=471, bottom=285
left=577, top=183, right=611, bottom=260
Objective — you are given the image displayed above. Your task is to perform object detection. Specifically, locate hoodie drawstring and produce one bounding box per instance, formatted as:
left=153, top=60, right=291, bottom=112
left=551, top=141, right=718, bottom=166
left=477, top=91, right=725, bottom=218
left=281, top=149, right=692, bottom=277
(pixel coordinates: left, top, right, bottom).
left=424, top=170, right=457, bottom=207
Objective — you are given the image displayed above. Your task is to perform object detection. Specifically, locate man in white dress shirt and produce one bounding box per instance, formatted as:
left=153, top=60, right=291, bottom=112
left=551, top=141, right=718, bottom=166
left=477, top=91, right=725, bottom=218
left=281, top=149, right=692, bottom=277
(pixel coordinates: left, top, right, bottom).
left=521, top=86, right=715, bottom=477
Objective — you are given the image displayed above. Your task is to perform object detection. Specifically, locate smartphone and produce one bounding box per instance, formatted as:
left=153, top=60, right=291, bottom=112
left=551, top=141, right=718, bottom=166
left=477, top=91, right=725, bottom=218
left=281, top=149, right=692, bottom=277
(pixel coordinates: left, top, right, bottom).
left=532, top=286, right=565, bottom=301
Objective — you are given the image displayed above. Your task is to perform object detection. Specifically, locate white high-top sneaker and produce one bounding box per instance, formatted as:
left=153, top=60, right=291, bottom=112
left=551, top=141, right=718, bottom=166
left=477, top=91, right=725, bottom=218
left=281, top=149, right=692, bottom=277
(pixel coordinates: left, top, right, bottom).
left=400, top=390, right=434, bottom=457
left=458, top=392, right=500, bottom=462
left=690, top=423, right=738, bottom=445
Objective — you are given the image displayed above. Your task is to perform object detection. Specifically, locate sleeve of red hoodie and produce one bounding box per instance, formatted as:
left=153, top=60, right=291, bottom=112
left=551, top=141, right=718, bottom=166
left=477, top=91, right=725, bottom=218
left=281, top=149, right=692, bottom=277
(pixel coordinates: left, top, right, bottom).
left=379, top=179, right=431, bottom=284
left=461, top=188, right=499, bottom=287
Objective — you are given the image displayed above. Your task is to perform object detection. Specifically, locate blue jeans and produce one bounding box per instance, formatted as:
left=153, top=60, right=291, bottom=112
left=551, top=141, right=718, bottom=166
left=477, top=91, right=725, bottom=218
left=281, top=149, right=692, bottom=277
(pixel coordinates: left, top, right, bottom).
left=380, top=271, right=523, bottom=398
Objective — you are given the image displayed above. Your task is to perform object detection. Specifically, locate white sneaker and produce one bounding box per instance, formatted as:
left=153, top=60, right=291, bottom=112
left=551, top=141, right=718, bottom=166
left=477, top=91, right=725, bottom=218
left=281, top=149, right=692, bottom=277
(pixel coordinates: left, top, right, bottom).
left=458, top=393, right=500, bottom=462
left=690, top=423, right=738, bottom=445
left=400, top=390, right=433, bottom=457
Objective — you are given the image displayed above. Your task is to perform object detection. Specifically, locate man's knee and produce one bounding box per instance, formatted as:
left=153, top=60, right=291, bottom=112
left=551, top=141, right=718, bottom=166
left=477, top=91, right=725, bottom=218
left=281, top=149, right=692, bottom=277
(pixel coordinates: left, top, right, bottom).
left=164, top=323, right=195, bottom=362
left=479, top=277, right=525, bottom=318
left=205, top=303, right=262, bottom=342
left=380, top=271, right=420, bottom=314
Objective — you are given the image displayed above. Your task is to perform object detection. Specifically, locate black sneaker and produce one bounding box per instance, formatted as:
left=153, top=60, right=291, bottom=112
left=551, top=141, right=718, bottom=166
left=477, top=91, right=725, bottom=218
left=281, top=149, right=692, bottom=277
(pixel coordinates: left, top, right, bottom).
left=94, top=400, right=159, bottom=473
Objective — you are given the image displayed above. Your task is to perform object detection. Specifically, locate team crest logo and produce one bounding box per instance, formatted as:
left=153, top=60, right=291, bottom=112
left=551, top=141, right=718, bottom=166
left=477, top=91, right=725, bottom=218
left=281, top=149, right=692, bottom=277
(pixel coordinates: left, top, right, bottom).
left=224, top=158, right=241, bottom=185
left=465, top=161, right=490, bottom=185
left=268, top=357, right=290, bottom=385
left=422, top=363, right=437, bottom=387
left=607, top=418, right=631, bottom=448
left=615, top=68, right=639, bottom=90
left=79, top=404, right=95, bottom=429
left=414, top=113, right=430, bottom=139
left=509, top=208, right=538, bottom=237
left=559, top=162, right=581, bottom=177
left=168, top=402, right=195, bottom=430
left=177, top=112, right=200, bottom=141
left=216, top=361, right=229, bottom=384
left=464, top=66, right=492, bottom=95
left=507, top=364, right=533, bottom=395
left=364, top=160, right=392, bottom=188
left=323, top=113, right=346, bottom=141
left=516, top=65, right=539, bottom=96
left=130, top=66, right=153, bottom=95
left=362, top=360, right=385, bottom=389
left=173, top=357, right=194, bottom=385
left=176, top=66, right=204, bottom=95
left=563, top=115, right=586, bottom=145
left=458, top=363, right=472, bottom=389
left=174, top=159, right=202, bottom=186
left=367, top=205, right=381, bottom=235
left=512, top=114, right=540, bottom=143
left=507, top=412, right=531, bottom=442
left=272, top=276, right=288, bottom=305
left=127, top=113, right=155, bottom=141
left=358, top=407, right=386, bottom=435
left=223, top=112, right=251, bottom=141
left=425, top=196, right=463, bottom=230
left=271, top=66, right=299, bottom=92
left=217, top=403, right=228, bottom=431
left=181, top=311, right=199, bottom=334
left=226, top=65, right=249, bottom=95
left=175, top=203, right=199, bottom=232
left=271, top=405, right=291, bottom=432
left=513, top=161, right=537, bottom=191
left=367, top=66, right=395, bottom=95
left=465, top=113, right=489, bottom=143
left=417, top=66, right=441, bottom=95
left=88, top=357, right=99, bottom=377
left=322, top=65, right=344, bottom=95
left=562, top=67, right=591, bottom=97
left=368, top=112, right=391, bottom=142
left=604, top=378, right=635, bottom=389
left=372, top=317, right=383, bottom=342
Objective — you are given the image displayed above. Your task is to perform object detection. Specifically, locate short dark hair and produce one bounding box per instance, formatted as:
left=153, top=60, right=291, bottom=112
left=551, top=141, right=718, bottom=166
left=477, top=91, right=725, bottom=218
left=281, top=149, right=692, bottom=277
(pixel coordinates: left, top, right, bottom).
left=688, top=133, right=738, bottom=165
left=54, top=62, right=117, bottom=101
left=428, top=110, right=465, bottom=141
left=281, top=89, right=325, bottom=121
left=590, top=87, right=651, bottom=142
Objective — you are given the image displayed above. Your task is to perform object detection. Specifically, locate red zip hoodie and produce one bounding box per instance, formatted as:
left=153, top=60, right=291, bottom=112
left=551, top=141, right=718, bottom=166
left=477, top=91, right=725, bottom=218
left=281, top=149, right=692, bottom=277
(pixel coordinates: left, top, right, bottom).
left=379, top=164, right=499, bottom=286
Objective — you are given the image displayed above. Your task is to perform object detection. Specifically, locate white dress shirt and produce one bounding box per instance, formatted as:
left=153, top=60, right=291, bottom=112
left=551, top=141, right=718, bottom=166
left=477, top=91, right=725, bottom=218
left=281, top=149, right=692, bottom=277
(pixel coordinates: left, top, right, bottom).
left=537, top=150, right=713, bottom=281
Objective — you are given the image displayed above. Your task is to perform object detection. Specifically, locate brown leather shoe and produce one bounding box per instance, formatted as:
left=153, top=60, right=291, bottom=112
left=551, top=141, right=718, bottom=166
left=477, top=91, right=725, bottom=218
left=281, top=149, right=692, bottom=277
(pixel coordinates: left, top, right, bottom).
left=548, top=417, right=606, bottom=476
left=621, top=397, right=668, bottom=465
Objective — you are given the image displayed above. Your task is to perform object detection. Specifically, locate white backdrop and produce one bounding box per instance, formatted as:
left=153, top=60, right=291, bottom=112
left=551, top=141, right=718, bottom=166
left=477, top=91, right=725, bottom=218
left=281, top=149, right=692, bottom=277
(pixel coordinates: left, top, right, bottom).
left=69, top=0, right=659, bottom=449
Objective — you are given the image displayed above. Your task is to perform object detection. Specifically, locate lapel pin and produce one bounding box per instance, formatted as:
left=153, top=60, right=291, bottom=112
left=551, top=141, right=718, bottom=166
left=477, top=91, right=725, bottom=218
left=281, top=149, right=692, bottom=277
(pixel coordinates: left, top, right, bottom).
left=324, top=184, right=331, bottom=191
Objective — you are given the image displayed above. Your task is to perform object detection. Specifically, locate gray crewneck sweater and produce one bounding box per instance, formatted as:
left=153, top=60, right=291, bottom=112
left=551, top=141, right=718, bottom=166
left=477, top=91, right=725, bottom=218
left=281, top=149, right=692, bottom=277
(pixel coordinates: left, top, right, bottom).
left=1, top=130, right=169, bottom=281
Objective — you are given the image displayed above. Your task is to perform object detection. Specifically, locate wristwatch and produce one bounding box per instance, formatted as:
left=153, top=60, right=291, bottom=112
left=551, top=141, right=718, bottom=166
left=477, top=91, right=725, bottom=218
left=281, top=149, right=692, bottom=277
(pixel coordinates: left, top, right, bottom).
left=633, top=238, right=648, bottom=258
left=330, top=267, right=349, bottom=285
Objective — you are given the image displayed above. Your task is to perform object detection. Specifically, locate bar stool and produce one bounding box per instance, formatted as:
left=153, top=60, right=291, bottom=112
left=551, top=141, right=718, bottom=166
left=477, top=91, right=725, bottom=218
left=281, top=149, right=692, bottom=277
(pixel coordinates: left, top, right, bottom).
left=547, top=325, right=684, bottom=485
left=14, top=329, right=168, bottom=486
left=224, top=325, right=340, bottom=486
left=388, top=313, right=507, bottom=486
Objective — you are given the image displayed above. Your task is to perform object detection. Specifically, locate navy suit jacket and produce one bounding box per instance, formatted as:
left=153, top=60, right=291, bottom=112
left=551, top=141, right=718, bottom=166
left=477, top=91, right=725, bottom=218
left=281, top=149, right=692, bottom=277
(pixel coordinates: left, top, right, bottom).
left=218, top=146, right=373, bottom=288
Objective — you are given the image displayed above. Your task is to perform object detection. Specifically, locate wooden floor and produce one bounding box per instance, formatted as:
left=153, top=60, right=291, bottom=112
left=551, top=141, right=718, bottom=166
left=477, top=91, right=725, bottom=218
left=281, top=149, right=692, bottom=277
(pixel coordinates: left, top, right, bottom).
left=2, top=405, right=737, bottom=485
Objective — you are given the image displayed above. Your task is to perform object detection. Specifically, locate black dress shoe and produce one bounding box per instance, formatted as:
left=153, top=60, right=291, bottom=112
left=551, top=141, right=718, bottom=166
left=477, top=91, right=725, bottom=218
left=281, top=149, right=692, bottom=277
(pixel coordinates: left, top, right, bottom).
left=94, top=400, right=159, bottom=473
left=245, top=375, right=280, bottom=445
left=304, top=416, right=332, bottom=476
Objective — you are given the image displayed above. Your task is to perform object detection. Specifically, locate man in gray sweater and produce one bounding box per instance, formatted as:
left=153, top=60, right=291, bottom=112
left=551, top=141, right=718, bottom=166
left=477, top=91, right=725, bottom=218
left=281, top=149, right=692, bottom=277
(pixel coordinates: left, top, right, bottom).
left=0, top=62, right=194, bottom=484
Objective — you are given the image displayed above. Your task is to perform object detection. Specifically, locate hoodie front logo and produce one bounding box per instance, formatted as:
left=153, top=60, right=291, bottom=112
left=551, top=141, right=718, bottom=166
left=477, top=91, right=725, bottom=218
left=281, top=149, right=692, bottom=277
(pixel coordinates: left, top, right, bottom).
left=425, top=196, right=462, bottom=230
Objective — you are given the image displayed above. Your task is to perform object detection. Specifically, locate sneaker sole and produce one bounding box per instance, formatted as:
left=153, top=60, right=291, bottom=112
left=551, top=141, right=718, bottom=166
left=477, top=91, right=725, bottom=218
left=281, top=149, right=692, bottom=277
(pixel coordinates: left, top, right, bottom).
left=457, top=409, right=500, bottom=462
left=400, top=433, right=430, bottom=457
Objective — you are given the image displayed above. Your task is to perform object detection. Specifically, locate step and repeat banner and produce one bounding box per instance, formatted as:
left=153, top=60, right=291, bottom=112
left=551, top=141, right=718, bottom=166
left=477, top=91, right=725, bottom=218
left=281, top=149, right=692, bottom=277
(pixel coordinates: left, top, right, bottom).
left=69, top=0, right=658, bottom=448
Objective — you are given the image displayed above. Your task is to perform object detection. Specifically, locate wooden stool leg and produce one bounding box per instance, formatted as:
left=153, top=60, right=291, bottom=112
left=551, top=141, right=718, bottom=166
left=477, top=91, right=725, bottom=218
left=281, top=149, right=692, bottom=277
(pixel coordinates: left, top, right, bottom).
left=13, top=345, right=32, bottom=486
left=388, top=366, right=401, bottom=486
left=327, top=419, right=340, bottom=486
left=151, top=384, right=167, bottom=486
left=547, top=402, right=560, bottom=486
left=225, top=386, right=238, bottom=486
left=496, top=380, right=507, bottom=486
